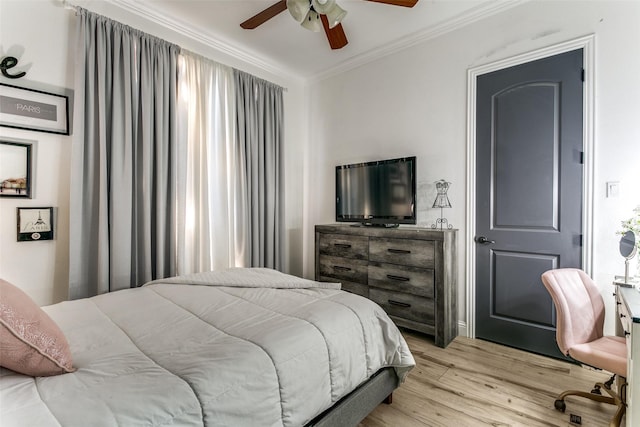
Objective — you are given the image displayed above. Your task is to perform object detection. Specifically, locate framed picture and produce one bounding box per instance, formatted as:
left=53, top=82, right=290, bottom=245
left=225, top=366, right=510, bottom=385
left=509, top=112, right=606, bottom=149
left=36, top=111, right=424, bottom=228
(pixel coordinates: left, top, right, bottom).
left=17, top=207, right=54, bottom=241
left=0, top=141, right=32, bottom=198
left=0, top=83, right=69, bottom=135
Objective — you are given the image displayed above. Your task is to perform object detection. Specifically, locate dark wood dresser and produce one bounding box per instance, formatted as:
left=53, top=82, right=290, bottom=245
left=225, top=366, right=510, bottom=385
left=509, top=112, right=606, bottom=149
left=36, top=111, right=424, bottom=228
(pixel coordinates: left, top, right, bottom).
left=315, top=224, right=457, bottom=348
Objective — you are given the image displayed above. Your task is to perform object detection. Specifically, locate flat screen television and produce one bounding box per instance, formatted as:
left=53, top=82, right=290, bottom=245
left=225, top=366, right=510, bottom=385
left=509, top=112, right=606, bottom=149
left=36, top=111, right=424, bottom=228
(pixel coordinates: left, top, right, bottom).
left=335, top=156, right=416, bottom=226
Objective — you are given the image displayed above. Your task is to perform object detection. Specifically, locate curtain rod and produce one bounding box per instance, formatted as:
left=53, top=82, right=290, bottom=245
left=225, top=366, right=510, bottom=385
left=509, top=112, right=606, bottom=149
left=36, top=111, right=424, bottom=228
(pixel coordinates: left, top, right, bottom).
left=58, top=0, right=288, bottom=94
left=59, top=0, right=78, bottom=11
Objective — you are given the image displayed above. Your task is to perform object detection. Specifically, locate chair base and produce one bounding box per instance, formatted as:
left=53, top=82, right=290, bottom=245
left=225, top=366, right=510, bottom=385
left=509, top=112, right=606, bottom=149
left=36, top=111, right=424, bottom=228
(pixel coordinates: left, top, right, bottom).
left=553, top=375, right=626, bottom=427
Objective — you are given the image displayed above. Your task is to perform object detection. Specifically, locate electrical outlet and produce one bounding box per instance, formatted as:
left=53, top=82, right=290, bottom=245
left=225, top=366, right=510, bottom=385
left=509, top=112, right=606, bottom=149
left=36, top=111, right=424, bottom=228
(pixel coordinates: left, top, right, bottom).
left=570, top=414, right=582, bottom=425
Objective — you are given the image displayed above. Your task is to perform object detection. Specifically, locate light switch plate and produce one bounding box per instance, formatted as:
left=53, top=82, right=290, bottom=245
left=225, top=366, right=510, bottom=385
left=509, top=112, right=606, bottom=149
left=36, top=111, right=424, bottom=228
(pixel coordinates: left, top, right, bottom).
left=606, top=181, right=620, bottom=198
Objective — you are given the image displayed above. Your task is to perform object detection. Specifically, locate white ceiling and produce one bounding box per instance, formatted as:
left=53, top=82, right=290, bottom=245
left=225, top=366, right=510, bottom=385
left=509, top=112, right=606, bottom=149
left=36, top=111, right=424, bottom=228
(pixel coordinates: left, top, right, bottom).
left=112, top=0, right=525, bottom=80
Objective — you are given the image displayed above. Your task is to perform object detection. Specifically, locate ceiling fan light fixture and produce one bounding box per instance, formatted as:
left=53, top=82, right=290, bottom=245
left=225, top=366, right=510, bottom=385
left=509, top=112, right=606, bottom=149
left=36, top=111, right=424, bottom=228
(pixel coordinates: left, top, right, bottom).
left=324, top=4, right=347, bottom=29
left=311, top=0, right=336, bottom=14
left=300, top=9, right=323, bottom=32
left=287, top=0, right=311, bottom=23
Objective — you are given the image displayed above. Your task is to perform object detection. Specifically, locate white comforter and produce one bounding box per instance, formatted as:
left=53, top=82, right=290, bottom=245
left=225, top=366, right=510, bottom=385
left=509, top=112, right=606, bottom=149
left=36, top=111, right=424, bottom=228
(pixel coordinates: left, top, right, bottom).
left=1, top=268, right=415, bottom=427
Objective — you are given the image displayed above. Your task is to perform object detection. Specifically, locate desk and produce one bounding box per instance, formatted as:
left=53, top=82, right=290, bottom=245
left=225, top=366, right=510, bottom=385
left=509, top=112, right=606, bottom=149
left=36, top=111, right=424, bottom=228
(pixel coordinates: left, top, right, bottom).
left=615, top=286, right=640, bottom=426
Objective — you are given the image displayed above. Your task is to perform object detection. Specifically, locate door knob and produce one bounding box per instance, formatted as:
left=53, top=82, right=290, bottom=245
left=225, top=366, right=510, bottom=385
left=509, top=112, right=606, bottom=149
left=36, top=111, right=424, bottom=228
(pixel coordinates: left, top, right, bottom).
left=476, top=236, right=495, bottom=244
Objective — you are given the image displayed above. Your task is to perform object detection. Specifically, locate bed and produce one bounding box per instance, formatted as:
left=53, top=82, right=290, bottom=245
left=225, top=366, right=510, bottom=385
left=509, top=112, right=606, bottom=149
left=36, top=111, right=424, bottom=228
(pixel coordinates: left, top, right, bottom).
left=0, top=268, right=415, bottom=426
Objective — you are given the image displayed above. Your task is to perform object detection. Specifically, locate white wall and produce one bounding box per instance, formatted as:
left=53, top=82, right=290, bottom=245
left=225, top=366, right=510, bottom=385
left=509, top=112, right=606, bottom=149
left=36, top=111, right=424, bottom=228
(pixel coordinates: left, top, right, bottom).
left=0, top=0, right=75, bottom=306
left=0, top=0, right=308, bottom=305
left=305, top=0, right=640, bottom=335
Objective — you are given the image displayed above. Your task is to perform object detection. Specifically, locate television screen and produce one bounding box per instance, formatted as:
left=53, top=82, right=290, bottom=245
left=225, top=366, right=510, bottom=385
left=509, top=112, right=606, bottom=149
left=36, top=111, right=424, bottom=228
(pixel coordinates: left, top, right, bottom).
left=336, top=156, right=416, bottom=226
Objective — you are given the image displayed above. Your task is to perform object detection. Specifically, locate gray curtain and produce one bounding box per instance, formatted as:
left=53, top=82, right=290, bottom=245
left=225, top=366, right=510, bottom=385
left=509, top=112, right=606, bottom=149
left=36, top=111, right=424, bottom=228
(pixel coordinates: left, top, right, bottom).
left=234, top=70, right=284, bottom=270
left=69, top=8, right=179, bottom=298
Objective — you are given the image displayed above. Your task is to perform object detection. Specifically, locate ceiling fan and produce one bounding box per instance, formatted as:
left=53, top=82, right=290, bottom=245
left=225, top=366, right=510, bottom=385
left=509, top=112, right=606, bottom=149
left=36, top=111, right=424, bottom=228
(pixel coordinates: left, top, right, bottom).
left=240, top=0, right=419, bottom=50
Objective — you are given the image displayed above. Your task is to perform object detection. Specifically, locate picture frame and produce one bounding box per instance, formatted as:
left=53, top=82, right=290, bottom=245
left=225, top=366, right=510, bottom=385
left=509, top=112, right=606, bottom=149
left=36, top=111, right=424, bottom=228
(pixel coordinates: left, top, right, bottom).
left=0, top=83, right=69, bottom=135
left=0, top=140, right=32, bottom=198
left=17, top=207, right=54, bottom=241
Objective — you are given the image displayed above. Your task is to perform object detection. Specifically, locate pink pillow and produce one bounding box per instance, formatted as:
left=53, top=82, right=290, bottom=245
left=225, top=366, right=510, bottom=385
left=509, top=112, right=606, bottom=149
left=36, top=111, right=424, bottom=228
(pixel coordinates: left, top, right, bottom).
left=0, top=279, right=75, bottom=376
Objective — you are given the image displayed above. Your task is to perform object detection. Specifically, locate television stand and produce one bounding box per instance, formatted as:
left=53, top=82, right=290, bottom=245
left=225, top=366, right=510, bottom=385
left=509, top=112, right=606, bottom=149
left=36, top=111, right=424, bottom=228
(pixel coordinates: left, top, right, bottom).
left=315, top=224, right=458, bottom=347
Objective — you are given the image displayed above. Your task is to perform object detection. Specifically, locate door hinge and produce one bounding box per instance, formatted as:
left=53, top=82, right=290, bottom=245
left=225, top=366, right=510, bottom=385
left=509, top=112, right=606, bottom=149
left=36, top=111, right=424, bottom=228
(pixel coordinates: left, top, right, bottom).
left=581, top=68, right=585, bottom=82
left=580, top=234, right=583, bottom=247
left=580, top=151, right=584, bottom=164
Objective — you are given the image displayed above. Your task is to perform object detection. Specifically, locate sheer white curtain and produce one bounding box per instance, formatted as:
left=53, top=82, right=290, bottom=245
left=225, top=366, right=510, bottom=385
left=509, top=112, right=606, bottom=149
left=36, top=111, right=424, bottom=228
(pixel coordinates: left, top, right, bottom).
left=176, top=52, right=248, bottom=274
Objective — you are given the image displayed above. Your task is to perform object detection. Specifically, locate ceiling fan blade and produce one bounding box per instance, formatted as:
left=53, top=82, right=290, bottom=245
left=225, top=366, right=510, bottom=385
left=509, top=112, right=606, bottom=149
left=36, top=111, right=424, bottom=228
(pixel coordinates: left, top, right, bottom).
left=240, top=0, right=288, bottom=29
left=364, top=0, right=419, bottom=7
left=320, top=15, right=348, bottom=50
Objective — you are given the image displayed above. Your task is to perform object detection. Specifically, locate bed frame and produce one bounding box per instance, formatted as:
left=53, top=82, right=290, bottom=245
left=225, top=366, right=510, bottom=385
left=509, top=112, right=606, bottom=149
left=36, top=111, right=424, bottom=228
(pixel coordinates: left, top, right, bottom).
left=305, top=367, right=399, bottom=427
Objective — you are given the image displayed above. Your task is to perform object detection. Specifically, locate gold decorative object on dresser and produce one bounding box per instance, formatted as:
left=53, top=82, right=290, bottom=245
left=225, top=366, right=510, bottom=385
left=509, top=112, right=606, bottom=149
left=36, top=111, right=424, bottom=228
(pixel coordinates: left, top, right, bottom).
left=315, top=224, right=457, bottom=348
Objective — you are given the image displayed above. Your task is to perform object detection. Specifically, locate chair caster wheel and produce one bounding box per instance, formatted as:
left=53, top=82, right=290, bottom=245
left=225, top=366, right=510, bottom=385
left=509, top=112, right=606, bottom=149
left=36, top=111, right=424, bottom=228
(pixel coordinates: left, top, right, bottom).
left=591, top=386, right=602, bottom=395
left=554, top=399, right=566, bottom=412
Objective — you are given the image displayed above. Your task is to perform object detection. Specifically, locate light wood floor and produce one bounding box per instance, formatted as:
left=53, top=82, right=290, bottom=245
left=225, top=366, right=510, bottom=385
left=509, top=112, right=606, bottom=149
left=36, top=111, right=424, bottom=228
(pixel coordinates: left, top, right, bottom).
left=360, top=330, right=620, bottom=427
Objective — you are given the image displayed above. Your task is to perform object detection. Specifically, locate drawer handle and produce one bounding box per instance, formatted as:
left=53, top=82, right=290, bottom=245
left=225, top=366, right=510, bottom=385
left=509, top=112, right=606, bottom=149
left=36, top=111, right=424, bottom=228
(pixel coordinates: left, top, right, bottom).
left=620, top=314, right=626, bottom=318
left=388, top=299, right=411, bottom=308
left=624, top=330, right=631, bottom=337
left=388, top=248, right=411, bottom=254
left=387, top=274, right=410, bottom=282
left=334, top=266, right=351, bottom=272
left=334, top=243, right=352, bottom=249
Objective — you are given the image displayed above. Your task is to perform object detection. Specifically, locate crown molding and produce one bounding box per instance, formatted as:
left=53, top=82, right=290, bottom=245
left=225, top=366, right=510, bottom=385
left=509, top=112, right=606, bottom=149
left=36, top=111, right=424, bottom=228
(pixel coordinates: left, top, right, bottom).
left=104, top=0, right=527, bottom=84
left=108, top=0, right=302, bottom=82
left=310, top=0, right=529, bottom=82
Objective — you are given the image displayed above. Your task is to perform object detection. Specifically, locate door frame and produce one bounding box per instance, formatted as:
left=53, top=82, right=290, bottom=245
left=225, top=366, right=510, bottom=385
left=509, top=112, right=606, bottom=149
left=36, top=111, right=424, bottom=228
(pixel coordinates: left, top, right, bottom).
left=465, top=35, right=595, bottom=339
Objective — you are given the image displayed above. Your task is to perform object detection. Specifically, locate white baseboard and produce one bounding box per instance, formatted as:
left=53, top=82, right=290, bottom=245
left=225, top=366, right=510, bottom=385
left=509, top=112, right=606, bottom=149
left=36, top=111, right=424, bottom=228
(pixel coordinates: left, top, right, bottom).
left=457, top=320, right=468, bottom=338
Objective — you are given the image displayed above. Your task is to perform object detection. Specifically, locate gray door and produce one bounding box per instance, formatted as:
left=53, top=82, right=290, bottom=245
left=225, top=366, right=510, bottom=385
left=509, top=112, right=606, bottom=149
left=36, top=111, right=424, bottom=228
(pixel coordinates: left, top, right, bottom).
left=475, top=49, right=584, bottom=359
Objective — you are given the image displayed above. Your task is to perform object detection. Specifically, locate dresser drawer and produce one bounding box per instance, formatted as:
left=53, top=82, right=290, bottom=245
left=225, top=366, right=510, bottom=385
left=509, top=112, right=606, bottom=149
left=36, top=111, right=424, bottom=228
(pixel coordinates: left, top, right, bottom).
left=618, top=291, right=632, bottom=336
left=318, top=275, right=368, bottom=298
left=369, top=237, right=435, bottom=268
left=318, top=233, right=369, bottom=260
left=368, top=262, right=434, bottom=298
left=318, top=255, right=368, bottom=284
left=369, top=287, right=434, bottom=325
left=339, top=280, right=369, bottom=298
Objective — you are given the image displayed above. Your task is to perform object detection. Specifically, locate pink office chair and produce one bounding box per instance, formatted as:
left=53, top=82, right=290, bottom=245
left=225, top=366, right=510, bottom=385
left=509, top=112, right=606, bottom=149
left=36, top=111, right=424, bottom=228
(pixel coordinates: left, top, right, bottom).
left=541, top=268, right=627, bottom=427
